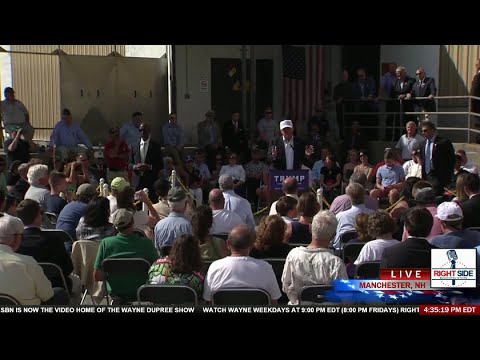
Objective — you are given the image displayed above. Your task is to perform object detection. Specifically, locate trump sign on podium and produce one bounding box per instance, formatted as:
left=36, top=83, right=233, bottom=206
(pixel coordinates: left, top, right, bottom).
left=270, top=170, right=309, bottom=191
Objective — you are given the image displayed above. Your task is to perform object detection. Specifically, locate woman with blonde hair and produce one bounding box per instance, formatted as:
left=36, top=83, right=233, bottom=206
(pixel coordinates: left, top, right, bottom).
left=250, top=215, right=291, bottom=259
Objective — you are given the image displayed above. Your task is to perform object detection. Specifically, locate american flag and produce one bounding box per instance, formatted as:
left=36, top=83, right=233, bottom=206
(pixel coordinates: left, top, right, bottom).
left=282, top=45, right=324, bottom=124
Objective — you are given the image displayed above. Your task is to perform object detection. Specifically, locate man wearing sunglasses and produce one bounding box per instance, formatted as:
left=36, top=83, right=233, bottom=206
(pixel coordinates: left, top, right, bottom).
left=406, top=67, right=437, bottom=123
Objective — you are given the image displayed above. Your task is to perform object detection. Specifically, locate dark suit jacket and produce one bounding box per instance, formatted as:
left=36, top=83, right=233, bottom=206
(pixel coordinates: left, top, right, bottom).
left=380, top=237, right=437, bottom=269
left=129, top=139, right=163, bottom=191
left=471, top=72, right=480, bottom=114
left=351, top=77, right=376, bottom=99
left=460, top=194, right=480, bottom=228
left=419, top=135, right=456, bottom=187
left=17, top=227, right=74, bottom=289
left=411, top=77, right=437, bottom=112
left=221, top=120, right=248, bottom=154
left=271, top=136, right=309, bottom=170
left=391, top=76, right=416, bottom=98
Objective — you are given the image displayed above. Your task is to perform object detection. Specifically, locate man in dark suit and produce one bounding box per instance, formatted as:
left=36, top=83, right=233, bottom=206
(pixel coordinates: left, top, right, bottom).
left=270, top=120, right=314, bottom=170
left=16, top=199, right=76, bottom=292
left=460, top=173, right=480, bottom=228
left=408, top=67, right=437, bottom=122
left=391, top=66, right=416, bottom=126
left=381, top=207, right=438, bottom=268
left=221, top=111, right=249, bottom=162
left=129, top=123, right=163, bottom=200
left=419, top=120, right=456, bottom=196
left=471, top=59, right=480, bottom=129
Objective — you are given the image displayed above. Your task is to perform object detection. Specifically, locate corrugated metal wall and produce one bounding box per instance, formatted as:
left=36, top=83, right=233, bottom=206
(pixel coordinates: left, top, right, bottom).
left=9, top=45, right=126, bottom=141
left=439, top=45, right=480, bottom=96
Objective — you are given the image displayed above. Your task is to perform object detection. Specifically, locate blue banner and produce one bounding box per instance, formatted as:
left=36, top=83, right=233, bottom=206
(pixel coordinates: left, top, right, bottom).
left=270, top=170, right=309, bottom=191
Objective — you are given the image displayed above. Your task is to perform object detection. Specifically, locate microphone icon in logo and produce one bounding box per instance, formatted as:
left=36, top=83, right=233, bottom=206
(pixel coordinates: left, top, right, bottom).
left=447, top=250, right=458, bottom=286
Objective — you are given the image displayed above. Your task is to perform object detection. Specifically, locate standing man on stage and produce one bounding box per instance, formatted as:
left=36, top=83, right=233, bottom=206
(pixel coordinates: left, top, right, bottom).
left=1, top=87, right=34, bottom=141
left=270, top=120, right=314, bottom=170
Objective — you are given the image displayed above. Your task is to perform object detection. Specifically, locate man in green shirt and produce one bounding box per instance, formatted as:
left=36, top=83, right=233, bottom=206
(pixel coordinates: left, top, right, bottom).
left=94, top=209, right=158, bottom=302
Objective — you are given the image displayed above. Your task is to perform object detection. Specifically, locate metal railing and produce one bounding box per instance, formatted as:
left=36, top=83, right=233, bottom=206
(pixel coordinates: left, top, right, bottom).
left=339, top=95, right=480, bottom=143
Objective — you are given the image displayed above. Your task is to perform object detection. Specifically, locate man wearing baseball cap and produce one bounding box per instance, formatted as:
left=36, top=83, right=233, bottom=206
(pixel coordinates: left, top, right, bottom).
left=270, top=119, right=314, bottom=170
left=108, top=177, right=130, bottom=214
left=94, top=208, right=158, bottom=302
left=430, top=201, right=480, bottom=249
left=1, top=86, right=35, bottom=141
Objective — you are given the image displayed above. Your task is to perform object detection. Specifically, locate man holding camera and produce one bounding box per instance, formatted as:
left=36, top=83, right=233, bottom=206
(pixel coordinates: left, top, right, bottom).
left=4, top=126, right=38, bottom=167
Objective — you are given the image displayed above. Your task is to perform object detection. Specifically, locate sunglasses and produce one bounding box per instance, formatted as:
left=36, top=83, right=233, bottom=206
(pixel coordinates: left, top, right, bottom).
left=416, top=72, right=422, bottom=76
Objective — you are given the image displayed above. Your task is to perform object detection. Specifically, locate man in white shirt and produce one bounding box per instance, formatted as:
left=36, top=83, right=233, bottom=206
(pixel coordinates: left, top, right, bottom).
left=403, top=148, right=423, bottom=179
left=334, top=183, right=374, bottom=249
left=203, top=224, right=282, bottom=303
left=208, top=188, right=243, bottom=234
left=219, top=174, right=255, bottom=230
left=281, top=210, right=347, bottom=305
left=456, top=149, right=478, bottom=174
left=219, top=153, right=246, bottom=197
left=396, top=121, right=424, bottom=162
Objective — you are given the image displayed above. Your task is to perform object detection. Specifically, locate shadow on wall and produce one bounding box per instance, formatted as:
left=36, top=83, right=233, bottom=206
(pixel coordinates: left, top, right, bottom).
left=81, top=107, right=109, bottom=146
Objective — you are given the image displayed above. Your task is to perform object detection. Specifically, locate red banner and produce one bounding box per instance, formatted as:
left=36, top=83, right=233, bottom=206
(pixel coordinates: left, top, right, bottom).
left=380, top=269, right=431, bottom=281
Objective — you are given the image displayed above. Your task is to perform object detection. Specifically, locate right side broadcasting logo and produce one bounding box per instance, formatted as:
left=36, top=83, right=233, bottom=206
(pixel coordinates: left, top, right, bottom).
left=431, top=249, right=477, bottom=288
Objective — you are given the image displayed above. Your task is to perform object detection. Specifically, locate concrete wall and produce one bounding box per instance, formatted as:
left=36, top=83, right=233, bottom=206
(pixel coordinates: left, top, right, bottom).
left=380, top=45, right=440, bottom=83
left=174, top=45, right=282, bottom=144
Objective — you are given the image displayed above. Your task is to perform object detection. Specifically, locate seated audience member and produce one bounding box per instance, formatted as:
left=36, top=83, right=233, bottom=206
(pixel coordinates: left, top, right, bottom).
left=460, top=173, right=480, bottom=228
left=318, top=153, right=342, bottom=204
left=402, top=187, right=443, bottom=241
left=203, top=224, right=282, bottom=303
left=154, top=187, right=192, bottom=249
left=152, top=179, right=172, bottom=220
left=333, top=183, right=374, bottom=250
left=5, top=192, right=17, bottom=216
left=250, top=215, right=291, bottom=259
left=276, top=196, right=298, bottom=225
left=403, top=148, right=423, bottom=179
left=115, top=186, right=160, bottom=239
left=89, top=151, right=107, bottom=186
left=388, top=187, right=409, bottom=224
left=354, top=210, right=400, bottom=265
left=16, top=199, right=81, bottom=298
left=24, top=164, right=50, bottom=210
left=457, top=149, right=478, bottom=174
left=64, top=153, right=91, bottom=194
left=46, top=171, right=69, bottom=215
left=0, top=214, right=70, bottom=305
left=269, top=177, right=299, bottom=216
left=56, top=183, right=98, bottom=242
left=453, top=173, right=469, bottom=204
left=219, top=153, right=246, bottom=197
left=208, top=188, right=243, bottom=235
left=94, top=209, right=158, bottom=302
left=288, top=192, right=320, bottom=244
left=148, top=234, right=204, bottom=298
left=367, top=147, right=402, bottom=183
left=183, top=155, right=204, bottom=206
left=381, top=207, right=438, bottom=268
left=370, top=148, right=405, bottom=200
left=449, top=154, right=469, bottom=191
left=354, top=149, right=373, bottom=184
left=352, top=213, right=374, bottom=243
left=330, top=172, right=378, bottom=214
left=104, top=126, right=130, bottom=182
left=6, top=160, right=21, bottom=191
left=13, top=163, right=30, bottom=202
left=76, top=197, right=115, bottom=241
left=342, top=149, right=359, bottom=188
left=244, top=148, right=268, bottom=205
left=192, top=205, right=228, bottom=261
left=431, top=202, right=480, bottom=249
left=219, top=174, right=255, bottom=230
left=107, top=176, right=129, bottom=215
left=282, top=210, right=348, bottom=305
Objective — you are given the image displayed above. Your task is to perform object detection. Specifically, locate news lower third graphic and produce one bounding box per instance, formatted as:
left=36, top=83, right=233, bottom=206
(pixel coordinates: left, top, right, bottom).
left=431, top=249, right=477, bottom=288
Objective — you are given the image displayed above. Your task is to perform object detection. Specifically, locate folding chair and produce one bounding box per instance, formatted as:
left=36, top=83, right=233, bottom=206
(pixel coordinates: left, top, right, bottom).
left=38, top=262, right=72, bottom=304
left=134, top=229, right=147, bottom=237
left=137, top=285, right=198, bottom=305
left=0, top=293, right=20, bottom=305
left=44, top=212, right=58, bottom=226
left=101, top=258, right=151, bottom=304
left=263, top=258, right=288, bottom=304
left=342, top=242, right=367, bottom=264
left=202, top=260, right=214, bottom=274
left=340, top=230, right=358, bottom=247
left=355, top=261, right=381, bottom=279
left=41, top=229, right=75, bottom=246
left=212, top=288, right=271, bottom=305
left=211, top=233, right=228, bottom=241
left=299, top=285, right=333, bottom=305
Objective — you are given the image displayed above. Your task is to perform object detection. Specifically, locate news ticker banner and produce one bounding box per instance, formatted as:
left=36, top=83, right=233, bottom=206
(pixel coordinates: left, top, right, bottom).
left=1, top=305, right=480, bottom=316
left=270, top=170, right=309, bottom=190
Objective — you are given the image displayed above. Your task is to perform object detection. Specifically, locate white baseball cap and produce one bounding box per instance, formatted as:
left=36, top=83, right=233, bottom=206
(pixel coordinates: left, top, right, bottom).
left=280, top=120, right=293, bottom=130
left=94, top=151, right=104, bottom=159
left=436, top=202, right=463, bottom=221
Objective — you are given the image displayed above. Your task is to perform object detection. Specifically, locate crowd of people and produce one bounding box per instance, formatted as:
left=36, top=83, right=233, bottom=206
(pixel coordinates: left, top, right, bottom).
left=1, top=57, right=480, bottom=306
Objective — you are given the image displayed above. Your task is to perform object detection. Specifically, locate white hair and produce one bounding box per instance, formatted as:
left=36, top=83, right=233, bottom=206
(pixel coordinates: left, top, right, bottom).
left=27, top=164, right=49, bottom=186
left=168, top=198, right=187, bottom=212
left=0, top=215, right=24, bottom=243
left=311, top=210, right=338, bottom=241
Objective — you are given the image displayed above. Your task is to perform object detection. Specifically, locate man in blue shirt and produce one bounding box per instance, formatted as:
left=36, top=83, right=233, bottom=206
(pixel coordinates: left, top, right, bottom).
left=120, top=111, right=143, bottom=150
left=49, top=108, right=92, bottom=162
left=162, top=112, right=184, bottom=166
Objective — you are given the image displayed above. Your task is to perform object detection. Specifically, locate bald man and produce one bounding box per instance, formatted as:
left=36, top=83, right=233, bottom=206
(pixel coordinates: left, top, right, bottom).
left=209, top=188, right=244, bottom=234
left=269, top=177, right=299, bottom=215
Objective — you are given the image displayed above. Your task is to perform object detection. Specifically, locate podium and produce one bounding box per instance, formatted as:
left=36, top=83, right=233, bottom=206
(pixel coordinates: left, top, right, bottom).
left=269, top=169, right=310, bottom=191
